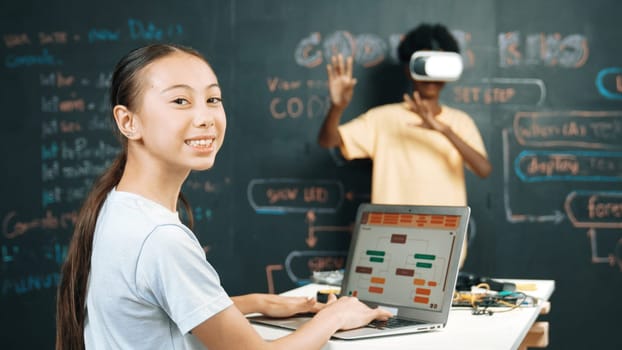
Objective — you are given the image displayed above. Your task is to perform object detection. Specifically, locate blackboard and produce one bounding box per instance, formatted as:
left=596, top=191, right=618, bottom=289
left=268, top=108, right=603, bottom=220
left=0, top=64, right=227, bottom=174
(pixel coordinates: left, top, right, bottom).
left=1, top=0, right=621, bottom=349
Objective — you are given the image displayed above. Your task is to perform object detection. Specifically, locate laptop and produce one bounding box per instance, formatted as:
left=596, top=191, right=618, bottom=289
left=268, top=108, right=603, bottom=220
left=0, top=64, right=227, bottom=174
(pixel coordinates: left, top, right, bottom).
left=249, top=203, right=470, bottom=340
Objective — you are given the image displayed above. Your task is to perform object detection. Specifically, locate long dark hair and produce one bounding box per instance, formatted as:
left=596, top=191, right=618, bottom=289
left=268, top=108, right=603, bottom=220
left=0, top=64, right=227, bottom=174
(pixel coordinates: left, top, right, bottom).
left=55, top=43, right=207, bottom=350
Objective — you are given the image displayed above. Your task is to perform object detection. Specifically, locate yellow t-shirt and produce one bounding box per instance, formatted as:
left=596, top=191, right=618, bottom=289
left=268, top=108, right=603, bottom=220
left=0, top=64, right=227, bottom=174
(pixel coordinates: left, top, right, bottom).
left=338, top=103, right=487, bottom=206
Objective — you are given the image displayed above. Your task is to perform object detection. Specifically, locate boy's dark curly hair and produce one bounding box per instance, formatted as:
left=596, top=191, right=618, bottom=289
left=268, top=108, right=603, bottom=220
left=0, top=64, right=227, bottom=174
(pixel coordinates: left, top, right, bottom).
left=397, top=23, right=460, bottom=64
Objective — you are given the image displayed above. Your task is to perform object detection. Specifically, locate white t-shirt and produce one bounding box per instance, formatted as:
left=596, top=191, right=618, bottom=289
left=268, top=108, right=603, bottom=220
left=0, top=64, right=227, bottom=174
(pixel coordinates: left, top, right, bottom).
left=84, top=189, right=233, bottom=350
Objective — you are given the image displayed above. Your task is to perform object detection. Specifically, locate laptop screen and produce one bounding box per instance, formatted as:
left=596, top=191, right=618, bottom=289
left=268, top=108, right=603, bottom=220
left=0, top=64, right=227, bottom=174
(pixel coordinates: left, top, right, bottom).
left=341, top=205, right=467, bottom=318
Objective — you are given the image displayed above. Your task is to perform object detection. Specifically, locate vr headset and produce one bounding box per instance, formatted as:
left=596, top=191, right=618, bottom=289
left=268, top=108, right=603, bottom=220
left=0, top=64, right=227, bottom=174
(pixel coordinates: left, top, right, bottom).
left=409, top=50, right=463, bottom=82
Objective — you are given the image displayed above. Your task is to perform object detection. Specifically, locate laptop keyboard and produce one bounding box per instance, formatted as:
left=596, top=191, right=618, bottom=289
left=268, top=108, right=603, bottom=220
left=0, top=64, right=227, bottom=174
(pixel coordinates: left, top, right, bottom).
left=367, top=317, right=424, bottom=329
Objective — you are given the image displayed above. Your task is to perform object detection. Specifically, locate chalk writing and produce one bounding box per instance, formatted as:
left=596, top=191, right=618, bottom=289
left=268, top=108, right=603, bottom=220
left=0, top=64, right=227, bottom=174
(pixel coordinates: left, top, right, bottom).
left=284, top=250, right=347, bottom=285
left=193, top=207, right=213, bottom=222
left=38, top=31, right=68, bottom=44
left=5, top=49, right=61, bottom=68
left=450, top=30, right=475, bottom=67
left=516, top=150, right=622, bottom=182
left=352, top=33, right=387, bottom=68
left=588, top=196, right=622, bottom=220
left=59, top=159, right=111, bottom=180
left=2, top=210, right=77, bottom=239
left=499, top=32, right=588, bottom=68
left=0, top=18, right=193, bottom=303
left=269, top=95, right=331, bottom=120
left=266, top=75, right=332, bottom=119
left=87, top=114, right=114, bottom=131
left=453, top=86, right=515, bottom=104
left=514, top=111, right=622, bottom=148
left=248, top=178, right=344, bottom=214
left=40, top=71, right=76, bottom=87
left=3, top=33, right=31, bottom=47
left=294, top=29, right=474, bottom=69
left=2, top=18, right=185, bottom=51
left=1, top=272, right=60, bottom=296
left=40, top=94, right=91, bottom=112
left=1, top=245, right=19, bottom=262
left=524, top=154, right=580, bottom=176
left=452, top=78, right=546, bottom=106
left=184, top=179, right=221, bottom=193
left=2, top=242, right=69, bottom=268
left=267, top=77, right=302, bottom=92
left=306, top=79, right=327, bottom=89
left=565, top=191, right=622, bottom=228
left=41, top=95, right=59, bottom=112
left=41, top=181, right=96, bottom=207
left=57, top=138, right=119, bottom=160
left=87, top=28, right=120, bottom=42
left=127, top=18, right=183, bottom=40
left=294, top=32, right=323, bottom=68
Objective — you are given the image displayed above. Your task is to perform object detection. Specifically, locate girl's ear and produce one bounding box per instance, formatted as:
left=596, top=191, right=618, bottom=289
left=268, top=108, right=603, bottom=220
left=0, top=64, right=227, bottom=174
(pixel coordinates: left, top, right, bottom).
left=113, top=105, right=141, bottom=140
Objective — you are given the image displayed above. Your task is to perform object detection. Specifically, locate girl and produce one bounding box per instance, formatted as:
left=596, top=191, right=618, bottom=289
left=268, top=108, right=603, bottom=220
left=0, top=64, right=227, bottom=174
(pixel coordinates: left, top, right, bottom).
left=55, top=43, right=391, bottom=350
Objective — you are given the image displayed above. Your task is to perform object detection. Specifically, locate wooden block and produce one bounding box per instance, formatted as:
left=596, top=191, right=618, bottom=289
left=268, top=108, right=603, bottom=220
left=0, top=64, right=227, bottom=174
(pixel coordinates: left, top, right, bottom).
left=516, top=283, right=538, bottom=291
left=539, top=301, right=551, bottom=315
left=518, top=321, right=549, bottom=349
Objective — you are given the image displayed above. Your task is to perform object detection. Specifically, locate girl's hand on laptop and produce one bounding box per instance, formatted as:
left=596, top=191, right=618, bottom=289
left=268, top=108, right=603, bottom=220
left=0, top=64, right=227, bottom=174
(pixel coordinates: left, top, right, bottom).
left=254, top=294, right=320, bottom=318
left=320, top=295, right=393, bottom=330
left=232, top=293, right=319, bottom=317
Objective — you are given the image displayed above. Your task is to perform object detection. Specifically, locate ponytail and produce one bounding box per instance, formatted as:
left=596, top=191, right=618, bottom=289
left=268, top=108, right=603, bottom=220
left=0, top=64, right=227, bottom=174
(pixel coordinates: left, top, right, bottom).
left=55, top=154, right=125, bottom=350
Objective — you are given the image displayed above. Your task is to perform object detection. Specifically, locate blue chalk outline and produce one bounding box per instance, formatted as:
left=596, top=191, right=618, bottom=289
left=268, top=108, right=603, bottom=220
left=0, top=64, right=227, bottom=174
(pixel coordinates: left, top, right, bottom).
left=569, top=190, right=622, bottom=197
left=595, top=67, right=622, bottom=100
left=247, top=178, right=344, bottom=214
left=515, top=150, right=622, bottom=182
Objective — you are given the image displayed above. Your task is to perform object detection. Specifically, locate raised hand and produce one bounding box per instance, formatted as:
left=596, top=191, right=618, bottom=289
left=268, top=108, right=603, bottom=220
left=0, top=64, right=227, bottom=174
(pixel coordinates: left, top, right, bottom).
left=403, top=91, right=448, bottom=133
left=326, top=54, right=357, bottom=109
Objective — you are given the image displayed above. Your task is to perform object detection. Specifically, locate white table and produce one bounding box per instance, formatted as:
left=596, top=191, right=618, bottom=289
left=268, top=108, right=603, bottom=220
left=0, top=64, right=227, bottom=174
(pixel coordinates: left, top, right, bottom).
left=252, top=279, right=555, bottom=350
